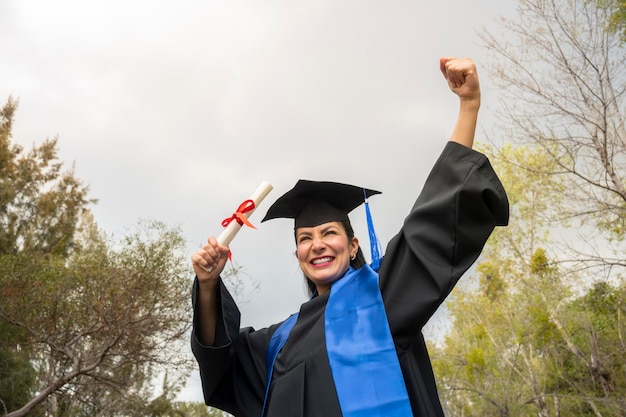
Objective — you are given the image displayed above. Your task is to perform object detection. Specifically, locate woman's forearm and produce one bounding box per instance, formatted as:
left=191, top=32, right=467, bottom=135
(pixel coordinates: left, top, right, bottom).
left=197, top=279, right=219, bottom=346
left=449, top=98, right=480, bottom=149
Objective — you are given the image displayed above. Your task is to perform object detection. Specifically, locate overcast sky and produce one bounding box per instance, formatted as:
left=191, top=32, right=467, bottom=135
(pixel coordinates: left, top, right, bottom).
left=1, top=0, right=519, bottom=403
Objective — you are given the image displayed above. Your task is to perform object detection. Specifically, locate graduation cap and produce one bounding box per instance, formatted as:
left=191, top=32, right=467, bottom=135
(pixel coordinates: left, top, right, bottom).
left=261, top=180, right=381, bottom=228
left=262, top=179, right=384, bottom=269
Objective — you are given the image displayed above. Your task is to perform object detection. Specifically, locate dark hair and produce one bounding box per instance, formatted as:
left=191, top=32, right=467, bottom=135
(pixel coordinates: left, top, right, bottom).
left=296, top=220, right=366, bottom=297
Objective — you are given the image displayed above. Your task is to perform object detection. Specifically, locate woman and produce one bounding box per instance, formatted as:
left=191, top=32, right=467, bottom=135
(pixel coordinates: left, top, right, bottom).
left=191, top=57, right=509, bottom=416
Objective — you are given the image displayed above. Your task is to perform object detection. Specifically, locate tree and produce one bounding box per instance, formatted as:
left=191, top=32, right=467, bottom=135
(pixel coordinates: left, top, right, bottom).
left=0, top=98, right=196, bottom=416
left=432, top=2, right=626, bottom=413
left=0, top=218, right=194, bottom=417
left=0, top=96, right=95, bottom=415
left=0, top=97, right=94, bottom=257
left=477, top=1, right=626, bottom=409
left=480, top=0, right=626, bottom=276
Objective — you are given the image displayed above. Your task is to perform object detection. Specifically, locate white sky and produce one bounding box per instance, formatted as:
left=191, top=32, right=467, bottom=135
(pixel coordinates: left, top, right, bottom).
left=0, top=0, right=518, bottom=403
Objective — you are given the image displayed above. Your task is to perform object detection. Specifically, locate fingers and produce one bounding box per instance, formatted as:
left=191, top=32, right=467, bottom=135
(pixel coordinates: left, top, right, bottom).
left=439, top=57, right=480, bottom=101
left=191, top=237, right=230, bottom=280
left=440, top=57, right=474, bottom=86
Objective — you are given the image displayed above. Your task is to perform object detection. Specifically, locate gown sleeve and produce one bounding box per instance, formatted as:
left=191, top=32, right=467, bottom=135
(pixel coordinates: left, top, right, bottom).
left=191, top=278, right=278, bottom=417
left=378, top=141, right=509, bottom=348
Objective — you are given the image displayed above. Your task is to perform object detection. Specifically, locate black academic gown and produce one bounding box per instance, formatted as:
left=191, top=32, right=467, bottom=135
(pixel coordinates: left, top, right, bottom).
left=191, top=141, right=509, bottom=417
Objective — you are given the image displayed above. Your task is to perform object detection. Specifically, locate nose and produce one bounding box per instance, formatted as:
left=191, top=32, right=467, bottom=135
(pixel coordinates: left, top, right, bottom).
left=311, top=236, right=326, bottom=252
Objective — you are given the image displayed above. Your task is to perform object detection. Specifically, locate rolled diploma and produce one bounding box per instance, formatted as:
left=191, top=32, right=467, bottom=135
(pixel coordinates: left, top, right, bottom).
left=201, top=181, right=273, bottom=272
left=217, top=180, right=273, bottom=245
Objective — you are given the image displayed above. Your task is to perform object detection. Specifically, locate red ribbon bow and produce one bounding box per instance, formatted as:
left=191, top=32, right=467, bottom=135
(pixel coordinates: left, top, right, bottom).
left=220, top=199, right=257, bottom=262
left=221, top=199, right=257, bottom=229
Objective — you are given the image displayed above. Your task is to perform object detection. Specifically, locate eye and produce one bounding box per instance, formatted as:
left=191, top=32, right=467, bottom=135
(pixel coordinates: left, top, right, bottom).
left=297, top=235, right=311, bottom=244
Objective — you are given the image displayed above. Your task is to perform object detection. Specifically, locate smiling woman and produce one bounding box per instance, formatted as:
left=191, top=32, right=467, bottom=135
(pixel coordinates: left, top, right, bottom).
left=263, top=179, right=378, bottom=296
left=295, top=221, right=358, bottom=294
left=189, top=57, right=510, bottom=417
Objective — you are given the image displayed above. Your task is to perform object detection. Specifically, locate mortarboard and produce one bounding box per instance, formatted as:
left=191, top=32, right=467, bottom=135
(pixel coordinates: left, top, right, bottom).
left=261, top=180, right=381, bottom=229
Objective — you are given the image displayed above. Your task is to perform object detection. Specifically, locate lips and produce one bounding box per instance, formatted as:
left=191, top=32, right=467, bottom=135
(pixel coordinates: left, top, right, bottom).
left=311, top=256, right=334, bottom=265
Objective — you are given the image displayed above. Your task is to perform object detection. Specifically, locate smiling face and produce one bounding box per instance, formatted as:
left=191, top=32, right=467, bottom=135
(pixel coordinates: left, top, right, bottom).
left=295, top=221, right=359, bottom=295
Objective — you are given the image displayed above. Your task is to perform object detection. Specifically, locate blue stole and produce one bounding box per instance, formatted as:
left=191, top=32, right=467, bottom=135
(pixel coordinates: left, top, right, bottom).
left=263, top=265, right=412, bottom=416
left=262, top=313, right=298, bottom=416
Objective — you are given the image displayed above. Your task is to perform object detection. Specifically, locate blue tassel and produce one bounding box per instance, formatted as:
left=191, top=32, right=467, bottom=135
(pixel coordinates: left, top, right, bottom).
left=363, top=189, right=382, bottom=271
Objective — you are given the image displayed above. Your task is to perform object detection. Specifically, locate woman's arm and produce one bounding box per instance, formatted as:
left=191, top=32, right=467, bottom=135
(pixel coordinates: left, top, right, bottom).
left=379, top=58, right=509, bottom=347
left=191, top=237, right=230, bottom=346
left=440, top=57, right=481, bottom=149
left=191, top=239, right=270, bottom=415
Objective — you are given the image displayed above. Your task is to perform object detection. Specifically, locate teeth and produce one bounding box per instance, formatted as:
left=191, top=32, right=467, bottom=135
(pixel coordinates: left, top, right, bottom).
left=312, top=257, right=333, bottom=265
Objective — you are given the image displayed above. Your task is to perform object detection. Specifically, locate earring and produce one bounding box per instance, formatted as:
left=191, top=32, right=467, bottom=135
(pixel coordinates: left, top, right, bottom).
left=351, top=254, right=356, bottom=260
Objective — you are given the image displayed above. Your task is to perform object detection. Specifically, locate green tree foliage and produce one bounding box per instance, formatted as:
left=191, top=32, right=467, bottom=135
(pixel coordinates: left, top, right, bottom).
left=605, top=0, right=626, bottom=41
left=0, top=218, right=194, bottom=417
left=0, top=97, right=94, bottom=257
left=551, top=281, right=626, bottom=415
left=0, top=98, right=198, bottom=416
left=0, top=96, right=95, bottom=415
left=0, top=323, right=37, bottom=416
